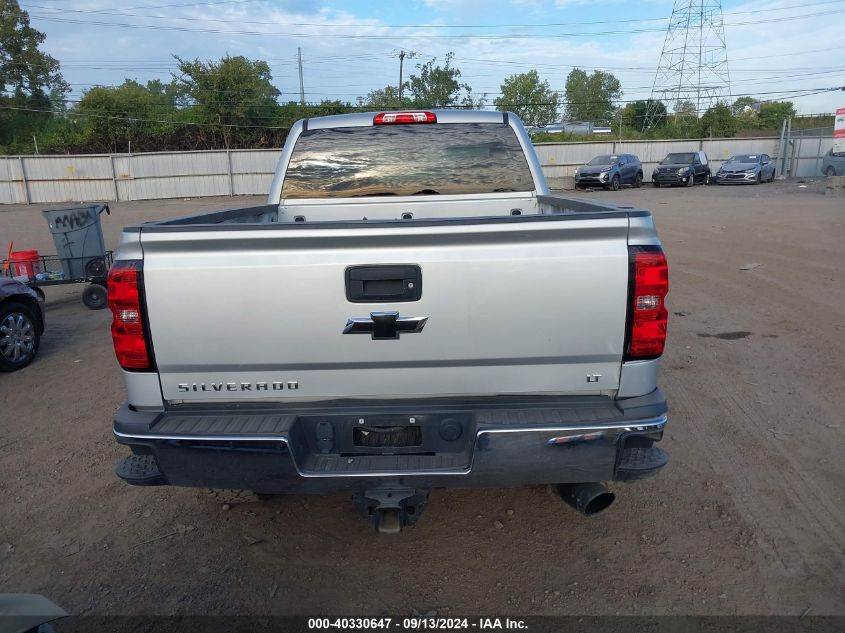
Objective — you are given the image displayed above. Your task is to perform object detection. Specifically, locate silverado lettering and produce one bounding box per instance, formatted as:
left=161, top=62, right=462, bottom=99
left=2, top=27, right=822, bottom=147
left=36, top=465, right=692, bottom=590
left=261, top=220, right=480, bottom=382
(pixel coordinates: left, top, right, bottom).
left=177, top=381, right=299, bottom=392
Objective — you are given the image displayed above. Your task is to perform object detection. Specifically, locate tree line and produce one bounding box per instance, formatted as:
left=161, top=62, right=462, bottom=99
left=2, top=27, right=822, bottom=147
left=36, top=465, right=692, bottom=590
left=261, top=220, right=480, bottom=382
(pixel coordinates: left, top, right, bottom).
left=1, top=0, right=812, bottom=155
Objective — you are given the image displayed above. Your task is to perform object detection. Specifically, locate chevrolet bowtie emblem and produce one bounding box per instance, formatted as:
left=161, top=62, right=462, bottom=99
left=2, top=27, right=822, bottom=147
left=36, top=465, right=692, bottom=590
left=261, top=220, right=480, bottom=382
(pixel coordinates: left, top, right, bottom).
left=343, top=311, right=428, bottom=340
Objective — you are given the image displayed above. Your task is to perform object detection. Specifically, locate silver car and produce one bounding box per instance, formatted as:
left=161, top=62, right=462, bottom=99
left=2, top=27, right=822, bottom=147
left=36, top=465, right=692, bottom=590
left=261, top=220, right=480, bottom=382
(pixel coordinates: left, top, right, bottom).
left=714, top=153, right=776, bottom=184
left=821, top=149, right=845, bottom=176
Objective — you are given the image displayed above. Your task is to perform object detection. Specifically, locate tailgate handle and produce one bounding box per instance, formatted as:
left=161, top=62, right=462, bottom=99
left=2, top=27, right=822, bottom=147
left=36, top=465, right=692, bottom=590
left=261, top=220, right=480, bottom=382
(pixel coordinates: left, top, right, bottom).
left=345, top=265, right=422, bottom=303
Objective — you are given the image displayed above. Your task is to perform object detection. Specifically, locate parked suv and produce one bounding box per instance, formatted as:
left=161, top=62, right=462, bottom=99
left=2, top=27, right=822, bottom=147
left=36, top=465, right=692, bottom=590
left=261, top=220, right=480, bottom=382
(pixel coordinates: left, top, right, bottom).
left=652, top=151, right=710, bottom=187
left=575, top=154, right=643, bottom=190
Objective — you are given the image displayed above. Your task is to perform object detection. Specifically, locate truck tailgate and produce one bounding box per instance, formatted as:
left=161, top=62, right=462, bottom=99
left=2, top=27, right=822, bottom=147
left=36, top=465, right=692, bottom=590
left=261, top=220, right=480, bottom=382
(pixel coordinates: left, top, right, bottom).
left=139, top=215, right=631, bottom=402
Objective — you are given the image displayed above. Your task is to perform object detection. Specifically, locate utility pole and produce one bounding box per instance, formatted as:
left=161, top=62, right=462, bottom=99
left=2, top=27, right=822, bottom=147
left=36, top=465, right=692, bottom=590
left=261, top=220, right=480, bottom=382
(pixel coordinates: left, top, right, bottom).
left=777, top=117, right=788, bottom=179
left=297, top=47, right=305, bottom=106
left=398, top=50, right=405, bottom=101
left=784, top=116, right=793, bottom=177
left=397, top=50, right=415, bottom=102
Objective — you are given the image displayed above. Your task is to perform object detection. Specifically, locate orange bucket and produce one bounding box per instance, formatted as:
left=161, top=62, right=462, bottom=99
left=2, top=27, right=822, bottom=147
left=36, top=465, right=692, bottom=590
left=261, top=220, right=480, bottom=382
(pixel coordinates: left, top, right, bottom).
left=8, top=250, right=43, bottom=280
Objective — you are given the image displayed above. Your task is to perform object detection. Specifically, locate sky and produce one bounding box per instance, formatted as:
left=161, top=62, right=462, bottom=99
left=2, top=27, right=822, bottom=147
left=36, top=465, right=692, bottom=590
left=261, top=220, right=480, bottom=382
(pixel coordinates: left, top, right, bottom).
left=21, top=0, right=845, bottom=118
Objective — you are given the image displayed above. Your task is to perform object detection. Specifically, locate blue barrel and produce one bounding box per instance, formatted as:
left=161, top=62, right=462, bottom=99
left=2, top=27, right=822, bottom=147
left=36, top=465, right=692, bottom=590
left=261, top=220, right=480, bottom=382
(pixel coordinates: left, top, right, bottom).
left=41, top=204, right=110, bottom=279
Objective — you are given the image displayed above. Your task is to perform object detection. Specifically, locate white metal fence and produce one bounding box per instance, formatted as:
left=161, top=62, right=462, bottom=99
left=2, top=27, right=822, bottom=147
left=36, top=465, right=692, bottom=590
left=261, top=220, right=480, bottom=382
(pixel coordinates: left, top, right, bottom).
left=0, top=149, right=280, bottom=205
left=0, top=136, right=834, bottom=205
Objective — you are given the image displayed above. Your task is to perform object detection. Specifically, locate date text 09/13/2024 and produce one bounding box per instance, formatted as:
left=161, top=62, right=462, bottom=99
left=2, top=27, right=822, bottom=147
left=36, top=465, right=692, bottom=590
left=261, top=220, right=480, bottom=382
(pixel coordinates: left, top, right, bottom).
left=307, top=618, right=527, bottom=630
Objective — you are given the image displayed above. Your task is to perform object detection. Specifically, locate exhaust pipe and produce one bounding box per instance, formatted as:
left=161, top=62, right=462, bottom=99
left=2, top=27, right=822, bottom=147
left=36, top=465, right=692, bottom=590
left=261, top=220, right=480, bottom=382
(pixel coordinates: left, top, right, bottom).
left=556, top=482, right=615, bottom=516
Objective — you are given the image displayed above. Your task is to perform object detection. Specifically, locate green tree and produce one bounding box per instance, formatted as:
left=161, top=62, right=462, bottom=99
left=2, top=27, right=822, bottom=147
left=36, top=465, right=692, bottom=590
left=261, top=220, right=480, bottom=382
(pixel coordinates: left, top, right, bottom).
left=145, top=78, right=180, bottom=106
left=173, top=54, right=281, bottom=148
left=621, top=99, right=666, bottom=132
left=731, top=96, right=757, bottom=116
left=699, top=101, right=737, bottom=137
left=274, top=99, right=353, bottom=132
left=0, top=0, right=67, bottom=100
left=75, top=80, right=180, bottom=152
left=731, top=96, right=758, bottom=128
left=563, top=69, right=621, bottom=122
left=0, top=0, right=69, bottom=151
left=405, top=53, right=471, bottom=108
left=494, top=70, right=558, bottom=126
left=757, top=101, right=796, bottom=130
left=663, top=100, right=699, bottom=137
left=358, top=85, right=408, bottom=110
left=673, top=99, right=697, bottom=118
left=460, top=89, right=487, bottom=109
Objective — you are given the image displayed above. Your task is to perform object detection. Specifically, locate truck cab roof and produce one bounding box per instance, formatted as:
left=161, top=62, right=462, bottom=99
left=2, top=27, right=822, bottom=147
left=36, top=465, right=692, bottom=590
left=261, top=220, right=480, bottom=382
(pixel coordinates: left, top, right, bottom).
left=302, top=109, right=515, bottom=130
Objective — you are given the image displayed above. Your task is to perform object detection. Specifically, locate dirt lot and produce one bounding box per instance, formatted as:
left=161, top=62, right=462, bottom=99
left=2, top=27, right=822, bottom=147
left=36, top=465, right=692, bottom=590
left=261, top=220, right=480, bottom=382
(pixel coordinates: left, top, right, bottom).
left=0, top=182, right=843, bottom=617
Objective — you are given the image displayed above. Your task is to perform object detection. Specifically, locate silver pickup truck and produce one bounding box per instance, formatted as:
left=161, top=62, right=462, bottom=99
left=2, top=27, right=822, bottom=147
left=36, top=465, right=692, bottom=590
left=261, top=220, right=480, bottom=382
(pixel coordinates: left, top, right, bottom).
left=109, top=110, right=669, bottom=532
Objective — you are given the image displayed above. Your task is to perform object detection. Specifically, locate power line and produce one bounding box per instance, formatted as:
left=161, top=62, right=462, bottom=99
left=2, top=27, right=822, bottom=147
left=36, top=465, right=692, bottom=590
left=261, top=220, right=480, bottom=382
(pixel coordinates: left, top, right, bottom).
left=14, top=42, right=845, bottom=78
left=15, top=1, right=845, bottom=117
left=50, top=63, right=845, bottom=96
left=22, top=0, right=845, bottom=29
left=60, top=0, right=261, bottom=12
left=0, top=103, right=289, bottom=128
left=25, top=8, right=845, bottom=40
left=3, top=101, right=838, bottom=136
left=48, top=58, right=845, bottom=74
left=5, top=86, right=840, bottom=127
left=55, top=67, right=845, bottom=102
left=46, top=44, right=845, bottom=71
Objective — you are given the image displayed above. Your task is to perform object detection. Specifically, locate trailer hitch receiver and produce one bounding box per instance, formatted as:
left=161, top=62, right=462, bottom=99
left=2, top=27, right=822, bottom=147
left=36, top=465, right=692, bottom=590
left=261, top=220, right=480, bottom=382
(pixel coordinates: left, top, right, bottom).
left=352, top=486, right=430, bottom=534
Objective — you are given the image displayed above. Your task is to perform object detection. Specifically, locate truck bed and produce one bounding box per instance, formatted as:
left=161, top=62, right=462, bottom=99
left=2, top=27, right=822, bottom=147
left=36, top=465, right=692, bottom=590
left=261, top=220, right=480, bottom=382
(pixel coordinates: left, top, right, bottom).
left=134, top=194, right=647, bottom=228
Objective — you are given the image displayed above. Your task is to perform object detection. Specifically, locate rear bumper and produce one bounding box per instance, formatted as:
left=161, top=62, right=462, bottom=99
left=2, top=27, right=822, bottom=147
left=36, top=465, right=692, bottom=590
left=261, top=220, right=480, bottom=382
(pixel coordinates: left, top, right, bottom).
left=114, top=391, right=668, bottom=493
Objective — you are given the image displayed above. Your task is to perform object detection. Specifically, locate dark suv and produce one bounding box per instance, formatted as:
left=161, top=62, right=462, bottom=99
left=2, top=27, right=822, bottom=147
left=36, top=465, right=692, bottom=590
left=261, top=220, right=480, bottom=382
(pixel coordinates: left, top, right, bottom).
left=0, top=277, right=45, bottom=372
left=575, top=154, right=643, bottom=190
left=652, top=151, right=710, bottom=187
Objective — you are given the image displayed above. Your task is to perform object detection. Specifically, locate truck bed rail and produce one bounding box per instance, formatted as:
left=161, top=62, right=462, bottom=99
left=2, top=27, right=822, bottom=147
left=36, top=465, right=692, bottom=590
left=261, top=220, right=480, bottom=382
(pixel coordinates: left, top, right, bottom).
left=131, top=197, right=649, bottom=232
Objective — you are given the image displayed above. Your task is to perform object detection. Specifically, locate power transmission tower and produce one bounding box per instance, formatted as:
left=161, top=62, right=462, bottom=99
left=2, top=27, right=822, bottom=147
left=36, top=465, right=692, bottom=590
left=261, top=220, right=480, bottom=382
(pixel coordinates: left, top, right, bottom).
left=297, top=47, right=305, bottom=106
left=644, top=0, right=731, bottom=129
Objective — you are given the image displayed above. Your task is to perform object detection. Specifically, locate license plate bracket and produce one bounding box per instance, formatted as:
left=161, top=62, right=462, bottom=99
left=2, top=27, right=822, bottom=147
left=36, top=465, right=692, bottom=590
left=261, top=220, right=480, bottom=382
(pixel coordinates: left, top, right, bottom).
left=353, top=425, right=423, bottom=448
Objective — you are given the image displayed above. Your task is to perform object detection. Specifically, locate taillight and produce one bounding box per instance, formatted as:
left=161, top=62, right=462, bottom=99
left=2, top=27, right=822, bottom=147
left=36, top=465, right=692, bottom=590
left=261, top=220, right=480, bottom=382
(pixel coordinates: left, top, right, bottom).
left=108, top=260, right=153, bottom=371
left=625, top=246, right=669, bottom=360
left=373, top=111, right=436, bottom=125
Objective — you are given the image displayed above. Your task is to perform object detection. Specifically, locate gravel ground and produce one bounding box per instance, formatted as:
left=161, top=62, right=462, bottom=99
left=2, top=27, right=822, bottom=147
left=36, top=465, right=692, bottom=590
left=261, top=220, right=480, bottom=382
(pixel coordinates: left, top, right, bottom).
left=0, top=181, right=842, bottom=616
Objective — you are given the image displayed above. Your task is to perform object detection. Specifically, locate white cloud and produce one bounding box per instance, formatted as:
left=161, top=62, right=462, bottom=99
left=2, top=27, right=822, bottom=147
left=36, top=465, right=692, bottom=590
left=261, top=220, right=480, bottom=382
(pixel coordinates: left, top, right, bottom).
left=27, top=0, right=845, bottom=115
left=553, top=0, right=592, bottom=7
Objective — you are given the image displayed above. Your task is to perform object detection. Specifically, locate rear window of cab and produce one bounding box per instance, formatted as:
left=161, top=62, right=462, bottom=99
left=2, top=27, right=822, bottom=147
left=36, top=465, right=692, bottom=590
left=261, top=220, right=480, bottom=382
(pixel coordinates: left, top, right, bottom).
left=282, top=123, right=535, bottom=199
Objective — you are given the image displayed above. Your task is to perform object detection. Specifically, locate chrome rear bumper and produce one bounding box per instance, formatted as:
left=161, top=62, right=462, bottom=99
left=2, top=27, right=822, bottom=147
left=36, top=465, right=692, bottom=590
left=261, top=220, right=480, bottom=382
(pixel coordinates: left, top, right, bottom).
left=114, top=391, right=669, bottom=492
